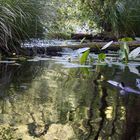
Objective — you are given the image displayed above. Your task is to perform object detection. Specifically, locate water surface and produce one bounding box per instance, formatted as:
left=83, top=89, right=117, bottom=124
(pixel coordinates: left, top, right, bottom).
left=0, top=59, right=140, bottom=140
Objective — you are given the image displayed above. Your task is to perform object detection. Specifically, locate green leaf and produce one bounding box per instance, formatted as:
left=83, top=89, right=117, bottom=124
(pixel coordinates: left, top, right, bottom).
left=119, top=37, right=133, bottom=42
left=98, top=53, right=106, bottom=61
left=80, top=50, right=90, bottom=64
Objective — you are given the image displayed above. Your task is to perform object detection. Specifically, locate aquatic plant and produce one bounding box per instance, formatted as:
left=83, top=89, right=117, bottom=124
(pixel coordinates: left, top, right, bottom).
left=80, top=49, right=90, bottom=64
left=119, top=37, right=140, bottom=62
left=99, top=38, right=140, bottom=63
left=119, top=38, right=130, bottom=63
left=79, top=42, right=112, bottom=64
left=98, top=53, right=106, bottom=62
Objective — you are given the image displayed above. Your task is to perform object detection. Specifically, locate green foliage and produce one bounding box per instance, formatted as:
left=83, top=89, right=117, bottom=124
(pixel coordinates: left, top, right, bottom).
left=98, top=53, right=106, bottom=62
left=119, top=37, right=133, bottom=42
left=0, top=0, right=45, bottom=54
left=79, top=0, right=140, bottom=37
left=118, top=40, right=140, bottom=63
left=44, top=0, right=85, bottom=35
left=80, top=50, right=90, bottom=64
left=43, top=0, right=140, bottom=38
left=119, top=38, right=130, bottom=63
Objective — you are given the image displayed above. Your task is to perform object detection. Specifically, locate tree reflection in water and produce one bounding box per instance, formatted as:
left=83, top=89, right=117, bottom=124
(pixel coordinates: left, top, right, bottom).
left=0, top=61, right=139, bottom=139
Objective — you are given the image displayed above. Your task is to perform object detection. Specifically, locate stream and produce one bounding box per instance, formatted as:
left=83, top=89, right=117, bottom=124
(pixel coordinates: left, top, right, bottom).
left=0, top=55, right=140, bottom=139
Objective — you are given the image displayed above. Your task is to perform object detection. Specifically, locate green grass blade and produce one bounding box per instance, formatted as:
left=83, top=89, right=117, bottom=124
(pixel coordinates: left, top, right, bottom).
left=80, top=50, right=90, bottom=64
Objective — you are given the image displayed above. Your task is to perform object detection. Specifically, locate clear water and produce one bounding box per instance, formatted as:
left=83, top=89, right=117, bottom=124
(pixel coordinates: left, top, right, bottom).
left=0, top=59, right=140, bottom=140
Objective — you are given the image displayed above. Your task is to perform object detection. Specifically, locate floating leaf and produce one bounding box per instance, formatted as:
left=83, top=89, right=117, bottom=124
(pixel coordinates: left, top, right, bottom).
left=80, top=50, right=90, bottom=64
left=101, top=41, right=113, bottom=50
left=128, top=47, right=140, bottom=59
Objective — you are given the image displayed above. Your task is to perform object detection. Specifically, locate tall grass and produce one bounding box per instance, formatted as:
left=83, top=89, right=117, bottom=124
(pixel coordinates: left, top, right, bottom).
left=0, top=0, right=44, bottom=54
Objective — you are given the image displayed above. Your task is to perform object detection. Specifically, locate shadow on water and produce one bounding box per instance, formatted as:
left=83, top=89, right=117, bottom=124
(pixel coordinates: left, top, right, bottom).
left=27, top=112, right=50, bottom=137
left=84, top=72, right=108, bottom=140
left=0, top=60, right=139, bottom=139
left=94, top=84, right=108, bottom=140
left=121, top=95, right=140, bottom=140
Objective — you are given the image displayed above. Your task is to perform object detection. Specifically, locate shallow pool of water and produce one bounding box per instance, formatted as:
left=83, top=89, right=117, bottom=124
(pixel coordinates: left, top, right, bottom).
left=0, top=59, right=140, bottom=140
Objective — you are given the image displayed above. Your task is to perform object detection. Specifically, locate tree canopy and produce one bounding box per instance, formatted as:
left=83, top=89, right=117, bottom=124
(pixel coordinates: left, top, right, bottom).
left=78, top=0, right=140, bottom=37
